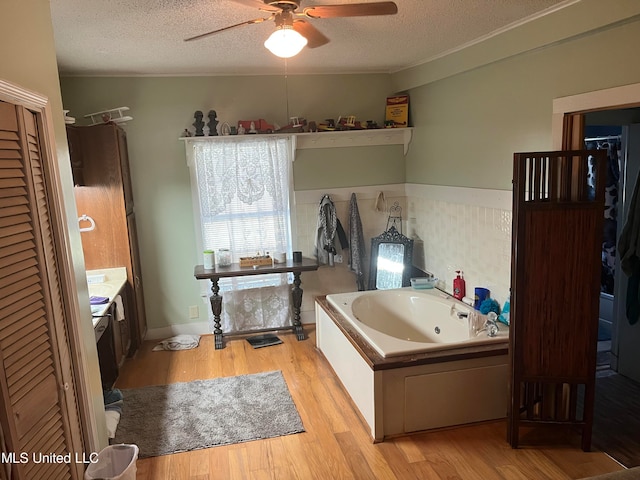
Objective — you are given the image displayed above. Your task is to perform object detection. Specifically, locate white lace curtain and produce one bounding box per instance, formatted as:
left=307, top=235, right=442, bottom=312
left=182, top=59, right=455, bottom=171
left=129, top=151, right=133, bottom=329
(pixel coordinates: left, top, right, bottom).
left=192, top=136, right=294, bottom=333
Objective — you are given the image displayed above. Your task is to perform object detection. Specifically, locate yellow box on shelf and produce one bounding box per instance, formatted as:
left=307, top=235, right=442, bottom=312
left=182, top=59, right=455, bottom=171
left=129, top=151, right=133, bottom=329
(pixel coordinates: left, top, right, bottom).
left=385, top=95, right=409, bottom=128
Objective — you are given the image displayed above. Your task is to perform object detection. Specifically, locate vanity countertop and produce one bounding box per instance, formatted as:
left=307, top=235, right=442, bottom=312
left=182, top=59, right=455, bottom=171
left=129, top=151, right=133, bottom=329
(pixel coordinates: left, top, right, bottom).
left=87, top=267, right=127, bottom=327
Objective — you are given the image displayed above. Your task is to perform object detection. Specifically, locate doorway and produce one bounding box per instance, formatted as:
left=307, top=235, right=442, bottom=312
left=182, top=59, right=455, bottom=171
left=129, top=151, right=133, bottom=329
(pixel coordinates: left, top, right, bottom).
left=571, top=110, right=640, bottom=380
left=555, top=85, right=640, bottom=467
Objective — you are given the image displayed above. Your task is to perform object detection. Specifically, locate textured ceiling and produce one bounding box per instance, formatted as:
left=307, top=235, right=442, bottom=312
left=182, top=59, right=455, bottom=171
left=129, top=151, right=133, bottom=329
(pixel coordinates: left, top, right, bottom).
left=50, top=0, right=572, bottom=76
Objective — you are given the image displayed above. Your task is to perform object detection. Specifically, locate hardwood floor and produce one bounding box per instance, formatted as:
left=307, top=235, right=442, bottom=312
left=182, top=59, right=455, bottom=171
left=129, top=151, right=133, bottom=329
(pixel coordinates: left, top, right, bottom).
left=115, top=327, right=624, bottom=479
left=593, top=370, right=640, bottom=468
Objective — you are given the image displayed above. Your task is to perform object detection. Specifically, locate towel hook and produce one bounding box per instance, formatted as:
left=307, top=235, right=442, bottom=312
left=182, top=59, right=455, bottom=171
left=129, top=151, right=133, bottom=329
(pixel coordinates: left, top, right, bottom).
left=78, top=214, right=96, bottom=232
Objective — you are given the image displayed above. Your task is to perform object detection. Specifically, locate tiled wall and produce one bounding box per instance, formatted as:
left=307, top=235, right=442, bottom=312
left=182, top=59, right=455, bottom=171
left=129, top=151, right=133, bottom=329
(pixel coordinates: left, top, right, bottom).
left=406, top=184, right=512, bottom=307
left=293, top=185, right=406, bottom=322
left=294, top=183, right=513, bottom=323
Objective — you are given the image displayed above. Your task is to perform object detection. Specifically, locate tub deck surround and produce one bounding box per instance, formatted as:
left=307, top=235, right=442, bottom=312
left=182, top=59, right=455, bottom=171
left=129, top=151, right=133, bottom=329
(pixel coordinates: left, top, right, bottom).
left=327, top=288, right=509, bottom=358
left=315, top=292, right=509, bottom=442
left=315, top=295, right=508, bottom=371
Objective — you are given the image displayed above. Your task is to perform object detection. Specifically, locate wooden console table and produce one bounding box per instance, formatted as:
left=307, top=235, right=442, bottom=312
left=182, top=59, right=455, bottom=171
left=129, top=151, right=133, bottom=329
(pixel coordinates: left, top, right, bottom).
left=194, top=257, right=319, bottom=349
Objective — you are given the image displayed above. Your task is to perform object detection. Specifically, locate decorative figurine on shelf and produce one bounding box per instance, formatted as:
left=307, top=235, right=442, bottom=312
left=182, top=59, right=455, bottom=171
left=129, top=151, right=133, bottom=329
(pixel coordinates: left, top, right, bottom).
left=237, top=123, right=246, bottom=135
left=203, top=125, right=210, bottom=136
left=193, top=111, right=205, bottom=136
left=181, top=129, right=192, bottom=137
left=220, top=122, right=231, bottom=136
left=249, top=121, right=257, bottom=134
left=308, top=121, right=317, bottom=132
left=207, top=110, right=219, bottom=136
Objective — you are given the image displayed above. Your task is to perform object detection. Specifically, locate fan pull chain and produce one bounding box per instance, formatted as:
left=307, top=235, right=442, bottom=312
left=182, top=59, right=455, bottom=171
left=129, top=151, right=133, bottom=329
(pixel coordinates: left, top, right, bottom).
left=284, top=58, right=290, bottom=123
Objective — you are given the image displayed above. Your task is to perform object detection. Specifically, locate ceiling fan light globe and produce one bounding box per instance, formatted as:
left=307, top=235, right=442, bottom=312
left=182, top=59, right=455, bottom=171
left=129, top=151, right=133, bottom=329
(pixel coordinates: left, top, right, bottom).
left=264, top=27, right=308, bottom=58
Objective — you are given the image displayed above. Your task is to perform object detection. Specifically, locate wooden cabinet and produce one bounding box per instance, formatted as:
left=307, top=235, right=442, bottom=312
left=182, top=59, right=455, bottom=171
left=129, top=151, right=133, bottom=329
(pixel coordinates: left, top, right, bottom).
left=95, top=291, right=131, bottom=388
left=70, top=123, right=147, bottom=353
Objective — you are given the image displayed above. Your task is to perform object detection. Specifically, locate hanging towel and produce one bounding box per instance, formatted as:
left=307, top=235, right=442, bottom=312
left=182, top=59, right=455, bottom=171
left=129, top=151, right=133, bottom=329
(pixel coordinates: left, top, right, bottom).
left=348, top=193, right=366, bottom=291
left=113, top=295, right=125, bottom=322
left=618, top=168, right=640, bottom=325
left=336, top=219, right=349, bottom=252
left=314, top=194, right=338, bottom=265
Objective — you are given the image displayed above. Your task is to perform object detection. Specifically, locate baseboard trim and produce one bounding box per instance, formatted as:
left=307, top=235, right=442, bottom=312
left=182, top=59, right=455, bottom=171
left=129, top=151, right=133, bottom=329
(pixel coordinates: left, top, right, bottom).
left=145, top=321, right=212, bottom=340
left=145, top=311, right=316, bottom=341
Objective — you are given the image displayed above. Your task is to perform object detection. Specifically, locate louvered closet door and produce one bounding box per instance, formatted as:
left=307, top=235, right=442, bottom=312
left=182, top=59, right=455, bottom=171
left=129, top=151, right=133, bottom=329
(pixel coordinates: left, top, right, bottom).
left=0, top=101, right=83, bottom=479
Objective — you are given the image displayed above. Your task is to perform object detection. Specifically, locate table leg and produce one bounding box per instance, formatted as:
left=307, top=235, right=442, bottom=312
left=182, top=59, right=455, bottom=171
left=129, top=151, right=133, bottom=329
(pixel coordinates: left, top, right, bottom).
left=291, top=272, right=305, bottom=341
left=209, top=278, right=224, bottom=349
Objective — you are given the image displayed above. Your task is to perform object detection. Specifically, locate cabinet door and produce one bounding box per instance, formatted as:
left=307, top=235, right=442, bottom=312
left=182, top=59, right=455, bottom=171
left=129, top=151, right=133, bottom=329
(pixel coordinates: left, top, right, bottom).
left=73, top=124, right=130, bottom=271
left=127, top=213, right=147, bottom=345
left=117, top=128, right=134, bottom=214
left=111, top=288, right=131, bottom=363
left=0, top=101, right=83, bottom=479
left=96, top=306, right=118, bottom=390
left=65, top=125, right=85, bottom=186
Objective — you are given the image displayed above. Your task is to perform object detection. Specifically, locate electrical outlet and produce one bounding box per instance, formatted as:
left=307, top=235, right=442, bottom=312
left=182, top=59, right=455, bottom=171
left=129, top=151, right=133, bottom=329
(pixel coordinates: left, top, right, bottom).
left=334, top=254, right=343, bottom=263
left=188, top=305, right=199, bottom=319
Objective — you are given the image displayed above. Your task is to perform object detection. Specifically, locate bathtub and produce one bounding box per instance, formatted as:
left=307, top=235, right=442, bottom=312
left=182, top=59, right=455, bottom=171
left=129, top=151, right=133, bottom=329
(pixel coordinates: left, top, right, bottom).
left=326, top=288, right=508, bottom=358
left=316, top=287, right=509, bottom=441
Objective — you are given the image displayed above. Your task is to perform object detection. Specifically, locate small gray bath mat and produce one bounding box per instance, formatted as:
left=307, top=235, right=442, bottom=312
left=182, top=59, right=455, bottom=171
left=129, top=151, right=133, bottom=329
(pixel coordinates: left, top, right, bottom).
left=246, top=334, right=283, bottom=348
left=114, top=371, right=304, bottom=458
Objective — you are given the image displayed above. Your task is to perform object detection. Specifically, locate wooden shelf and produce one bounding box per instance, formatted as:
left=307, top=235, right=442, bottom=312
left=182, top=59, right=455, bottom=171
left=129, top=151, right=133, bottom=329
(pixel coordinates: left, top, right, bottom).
left=181, top=127, right=413, bottom=156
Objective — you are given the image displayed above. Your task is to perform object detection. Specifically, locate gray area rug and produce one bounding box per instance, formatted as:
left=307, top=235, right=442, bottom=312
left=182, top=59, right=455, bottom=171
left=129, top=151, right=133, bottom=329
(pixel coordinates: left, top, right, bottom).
left=114, top=370, right=304, bottom=458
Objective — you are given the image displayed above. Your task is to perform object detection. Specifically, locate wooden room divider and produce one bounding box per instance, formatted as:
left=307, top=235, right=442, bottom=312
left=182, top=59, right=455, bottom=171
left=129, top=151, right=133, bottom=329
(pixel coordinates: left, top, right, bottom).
left=508, top=149, right=607, bottom=451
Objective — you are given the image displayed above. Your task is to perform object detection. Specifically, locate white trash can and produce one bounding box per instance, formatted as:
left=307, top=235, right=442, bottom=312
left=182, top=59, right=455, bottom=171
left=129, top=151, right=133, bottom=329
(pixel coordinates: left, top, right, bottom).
left=84, top=444, right=139, bottom=480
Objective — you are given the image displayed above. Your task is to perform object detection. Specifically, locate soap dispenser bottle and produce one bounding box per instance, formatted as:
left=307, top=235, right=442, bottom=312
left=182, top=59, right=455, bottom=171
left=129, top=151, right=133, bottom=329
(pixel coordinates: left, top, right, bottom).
left=453, top=270, right=466, bottom=301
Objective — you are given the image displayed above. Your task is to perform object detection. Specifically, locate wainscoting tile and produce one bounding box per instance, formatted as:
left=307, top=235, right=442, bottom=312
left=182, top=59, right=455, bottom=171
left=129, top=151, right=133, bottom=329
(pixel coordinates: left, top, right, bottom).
left=293, top=184, right=512, bottom=320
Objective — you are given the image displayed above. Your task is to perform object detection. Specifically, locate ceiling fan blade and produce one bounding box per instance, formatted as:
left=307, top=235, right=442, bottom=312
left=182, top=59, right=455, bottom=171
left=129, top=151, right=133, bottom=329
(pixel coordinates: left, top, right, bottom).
left=184, top=16, right=272, bottom=42
left=293, top=20, right=329, bottom=48
left=227, top=0, right=279, bottom=13
left=302, top=2, right=397, bottom=19
left=228, top=0, right=269, bottom=7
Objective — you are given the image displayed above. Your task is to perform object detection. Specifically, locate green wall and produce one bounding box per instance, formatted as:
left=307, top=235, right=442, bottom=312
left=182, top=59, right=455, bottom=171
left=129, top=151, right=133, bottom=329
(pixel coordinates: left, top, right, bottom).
left=294, top=145, right=404, bottom=190
left=400, top=13, right=640, bottom=190
left=59, top=75, right=402, bottom=330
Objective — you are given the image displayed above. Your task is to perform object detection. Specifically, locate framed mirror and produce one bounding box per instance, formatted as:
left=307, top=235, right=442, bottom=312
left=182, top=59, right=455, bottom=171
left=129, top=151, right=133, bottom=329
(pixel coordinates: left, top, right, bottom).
left=368, top=226, right=414, bottom=290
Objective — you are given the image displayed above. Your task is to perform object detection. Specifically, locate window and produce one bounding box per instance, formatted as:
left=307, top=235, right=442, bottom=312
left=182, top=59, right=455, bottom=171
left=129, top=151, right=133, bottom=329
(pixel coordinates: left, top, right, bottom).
left=187, top=136, right=295, bottom=332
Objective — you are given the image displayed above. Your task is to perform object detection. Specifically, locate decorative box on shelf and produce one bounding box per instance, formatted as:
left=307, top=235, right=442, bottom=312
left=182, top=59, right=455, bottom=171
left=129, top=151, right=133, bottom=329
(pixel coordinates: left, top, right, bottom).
left=239, top=255, right=272, bottom=267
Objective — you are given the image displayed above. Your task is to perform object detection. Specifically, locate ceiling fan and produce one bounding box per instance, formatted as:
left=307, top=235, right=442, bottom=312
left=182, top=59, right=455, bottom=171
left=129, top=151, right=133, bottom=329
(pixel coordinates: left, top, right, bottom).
left=185, top=0, right=398, bottom=58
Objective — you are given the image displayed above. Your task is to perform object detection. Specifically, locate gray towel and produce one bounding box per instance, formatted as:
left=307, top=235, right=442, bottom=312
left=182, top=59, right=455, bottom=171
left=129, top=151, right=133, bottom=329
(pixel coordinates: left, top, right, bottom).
left=348, top=193, right=366, bottom=290
left=314, top=194, right=338, bottom=265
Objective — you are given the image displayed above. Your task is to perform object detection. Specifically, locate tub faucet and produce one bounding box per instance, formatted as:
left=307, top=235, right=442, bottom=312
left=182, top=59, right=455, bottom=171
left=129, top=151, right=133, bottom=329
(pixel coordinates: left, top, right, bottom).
left=476, top=312, right=499, bottom=337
